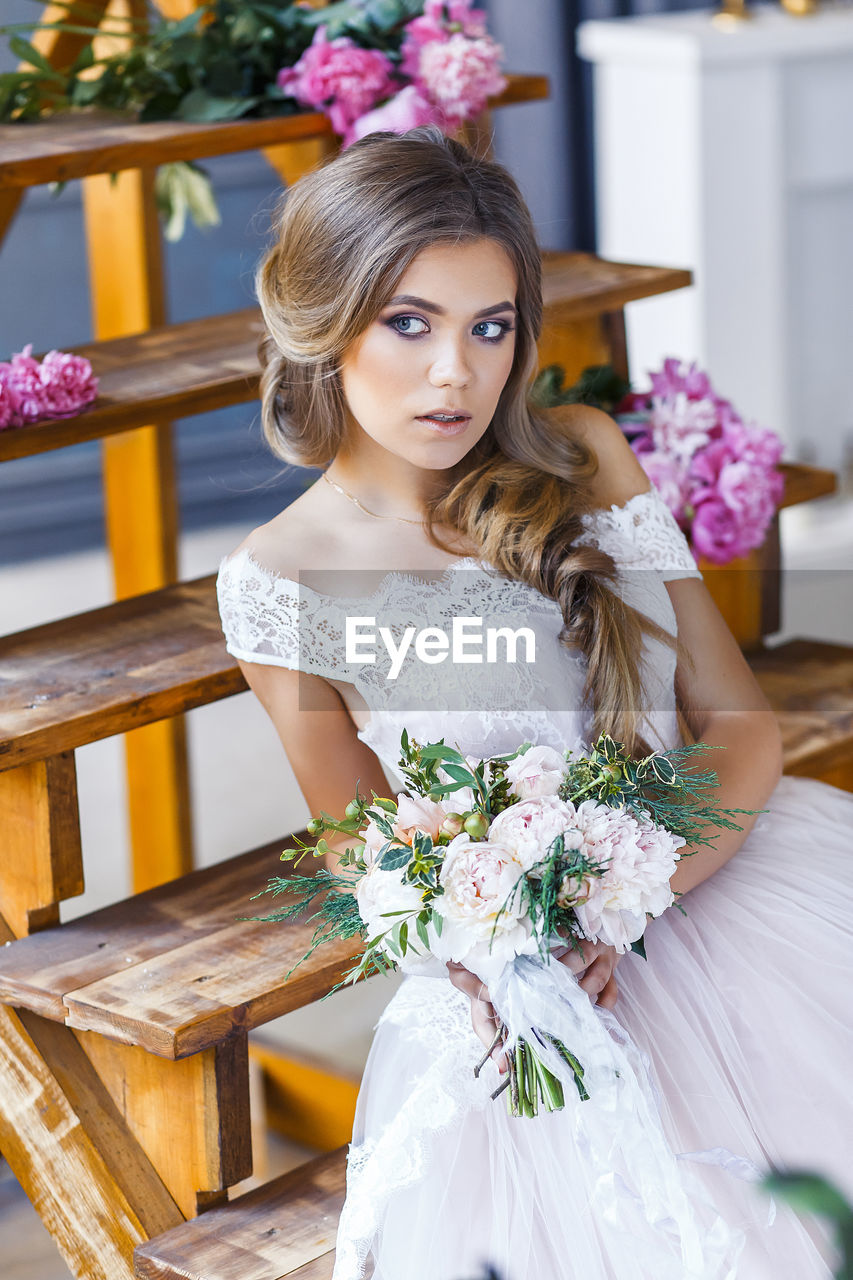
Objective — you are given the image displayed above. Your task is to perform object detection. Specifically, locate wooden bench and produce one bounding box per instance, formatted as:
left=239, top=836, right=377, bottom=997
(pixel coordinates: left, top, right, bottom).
left=134, top=1148, right=345, bottom=1280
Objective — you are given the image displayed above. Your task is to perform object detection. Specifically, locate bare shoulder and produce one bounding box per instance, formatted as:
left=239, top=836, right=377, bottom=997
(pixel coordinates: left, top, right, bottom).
left=550, top=403, right=651, bottom=510
left=225, top=477, right=341, bottom=579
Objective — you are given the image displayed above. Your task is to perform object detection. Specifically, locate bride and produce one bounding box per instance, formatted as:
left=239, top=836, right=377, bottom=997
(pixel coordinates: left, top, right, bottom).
left=217, top=126, right=852, bottom=1279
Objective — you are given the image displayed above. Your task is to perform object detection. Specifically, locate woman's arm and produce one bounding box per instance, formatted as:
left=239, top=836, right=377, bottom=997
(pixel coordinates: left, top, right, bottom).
left=574, top=404, right=784, bottom=896
left=665, top=577, right=783, bottom=897
left=237, top=658, right=391, bottom=857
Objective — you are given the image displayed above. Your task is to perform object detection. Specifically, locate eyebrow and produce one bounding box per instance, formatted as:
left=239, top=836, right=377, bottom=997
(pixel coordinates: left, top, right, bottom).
left=387, top=295, right=517, bottom=318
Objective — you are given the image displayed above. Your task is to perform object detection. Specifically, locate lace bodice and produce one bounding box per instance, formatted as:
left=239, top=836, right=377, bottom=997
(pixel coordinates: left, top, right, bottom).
left=216, top=486, right=701, bottom=770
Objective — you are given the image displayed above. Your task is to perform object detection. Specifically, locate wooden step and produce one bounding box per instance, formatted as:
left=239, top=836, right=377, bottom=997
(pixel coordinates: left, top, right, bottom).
left=0, top=75, right=548, bottom=190
left=0, top=834, right=364, bottom=1059
left=0, top=575, right=244, bottom=772
left=747, top=638, right=853, bottom=791
left=134, top=1148, right=345, bottom=1280
left=0, top=253, right=692, bottom=464
left=0, top=309, right=265, bottom=462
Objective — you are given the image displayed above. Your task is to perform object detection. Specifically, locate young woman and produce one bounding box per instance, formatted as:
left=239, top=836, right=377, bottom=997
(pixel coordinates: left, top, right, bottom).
left=217, top=127, right=852, bottom=1279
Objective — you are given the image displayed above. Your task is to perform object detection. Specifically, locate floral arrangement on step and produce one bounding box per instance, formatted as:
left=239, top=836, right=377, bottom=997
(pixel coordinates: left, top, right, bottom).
left=0, top=1, right=505, bottom=239
left=533, top=359, right=786, bottom=566
left=254, top=731, right=754, bottom=1119
left=0, top=345, right=98, bottom=431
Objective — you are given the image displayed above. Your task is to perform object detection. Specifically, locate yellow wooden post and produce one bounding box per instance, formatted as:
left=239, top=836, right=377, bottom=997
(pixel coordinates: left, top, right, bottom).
left=81, top=162, right=194, bottom=892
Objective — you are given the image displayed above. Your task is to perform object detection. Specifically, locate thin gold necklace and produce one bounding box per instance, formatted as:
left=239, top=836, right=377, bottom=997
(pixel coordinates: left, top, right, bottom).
left=322, top=470, right=425, bottom=525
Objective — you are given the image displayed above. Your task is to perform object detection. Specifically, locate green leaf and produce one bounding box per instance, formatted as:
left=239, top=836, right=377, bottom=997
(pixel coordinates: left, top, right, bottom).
left=630, top=936, right=647, bottom=961
left=9, top=36, right=63, bottom=78
left=433, top=911, right=444, bottom=937
left=762, top=1171, right=852, bottom=1222
left=177, top=87, right=258, bottom=122
left=378, top=845, right=411, bottom=872
left=398, top=920, right=408, bottom=953
left=416, top=914, right=430, bottom=949
left=418, top=744, right=466, bottom=764
left=442, top=763, right=477, bottom=786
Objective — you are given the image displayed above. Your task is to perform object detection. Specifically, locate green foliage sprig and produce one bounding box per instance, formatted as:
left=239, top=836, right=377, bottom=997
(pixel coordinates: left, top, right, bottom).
left=0, top=0, right=423, bottom=125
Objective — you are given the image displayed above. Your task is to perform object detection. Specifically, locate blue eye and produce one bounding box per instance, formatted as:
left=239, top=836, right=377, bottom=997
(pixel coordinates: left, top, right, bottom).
left=387, top=315, right=429, bottom=336
left=472, top=320, right=513, bottom=342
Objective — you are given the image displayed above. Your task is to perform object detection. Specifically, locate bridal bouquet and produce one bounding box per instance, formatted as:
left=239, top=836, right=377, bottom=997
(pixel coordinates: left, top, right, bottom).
left=257, top=732, right=753, bottom=1118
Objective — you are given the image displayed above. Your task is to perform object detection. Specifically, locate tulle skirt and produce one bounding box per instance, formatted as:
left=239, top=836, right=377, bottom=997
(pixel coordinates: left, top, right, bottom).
left=333, top=776, right=853, bottom=1280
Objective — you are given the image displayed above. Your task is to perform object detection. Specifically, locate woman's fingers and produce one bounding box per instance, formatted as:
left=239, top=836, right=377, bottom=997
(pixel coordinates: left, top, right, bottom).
left=596, top=974, right=619, bottom=1010
left=447, top=963, right=509, bottom=1073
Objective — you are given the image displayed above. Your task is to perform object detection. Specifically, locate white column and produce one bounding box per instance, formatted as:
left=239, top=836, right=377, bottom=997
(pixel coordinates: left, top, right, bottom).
left=578, top=4, right=853, bottom=469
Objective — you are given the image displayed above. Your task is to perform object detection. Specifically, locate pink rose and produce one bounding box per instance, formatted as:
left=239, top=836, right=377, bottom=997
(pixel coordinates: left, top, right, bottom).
left=503, top=745, right=566, bottom=800
left=414, top=33, right=506, bottom=123
left=39, top=350, right=98, bottom=418
left=347, top=84, right=444, bottom=146
left=278, top=26, right=396, bottom=139
left=394, top=793, right=449, bottom=843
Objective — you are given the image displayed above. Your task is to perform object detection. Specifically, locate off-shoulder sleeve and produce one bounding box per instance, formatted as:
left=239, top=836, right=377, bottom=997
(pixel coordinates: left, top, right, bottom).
left=578, top=486, right=703, bottom=582
left=215, top=547, right=343, bottom=679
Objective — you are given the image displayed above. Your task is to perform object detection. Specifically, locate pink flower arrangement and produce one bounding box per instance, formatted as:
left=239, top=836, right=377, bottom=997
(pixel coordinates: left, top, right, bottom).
left=619, top=359, right=785, bottom=565
left=0, top=344, right=98, bottom=431
left=275, top=2, right=505, bottom=147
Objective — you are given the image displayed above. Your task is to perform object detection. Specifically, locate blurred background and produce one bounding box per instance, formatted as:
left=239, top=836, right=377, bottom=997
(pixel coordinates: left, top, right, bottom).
left=1, top=2, right=852, bottom=1276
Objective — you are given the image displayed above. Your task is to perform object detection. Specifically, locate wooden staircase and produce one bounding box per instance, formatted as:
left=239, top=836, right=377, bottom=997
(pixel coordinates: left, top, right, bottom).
left=1, top=12, right=850, bottom=1277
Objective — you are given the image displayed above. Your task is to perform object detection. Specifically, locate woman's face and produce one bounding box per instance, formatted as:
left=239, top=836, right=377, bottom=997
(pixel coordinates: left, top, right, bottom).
left=339, top=238, right=518, bottom=472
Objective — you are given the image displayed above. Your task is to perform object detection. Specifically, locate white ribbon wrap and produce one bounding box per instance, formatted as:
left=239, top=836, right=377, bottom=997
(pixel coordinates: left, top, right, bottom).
left=490, top=954, right=769, bottom=1279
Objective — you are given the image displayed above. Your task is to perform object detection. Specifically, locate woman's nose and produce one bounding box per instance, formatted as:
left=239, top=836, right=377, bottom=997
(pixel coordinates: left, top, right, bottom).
left=428, top=336, right=471, bottom=389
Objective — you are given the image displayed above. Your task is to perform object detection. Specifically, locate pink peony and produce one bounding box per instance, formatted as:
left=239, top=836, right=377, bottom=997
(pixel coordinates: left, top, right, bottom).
left=570, top=801, right=683, bottom=953
left=347, top=84, right=444, bottom=146
left=432, top=833, right=535, bottom=983
left=636, top=450, right=691, bottom=524
left=393, top=793, right=449, bottom=843
left=648, top=392, right=718, bottom=462
left=503, top=745, right=566, bottom=801
left=414, top=32, right=506, bottom=123
left=688, top=497, right=754, bottom=565
left=277, top=26, right=396, bottom=139
left=648, top=357, right=728, bottom=410
left=39, top=349, right=98, bottom=418
left=1, top=345, right=46, bottom=424
left=487, top=794, right=582, bottom=873
left=0, top=371, right=18, bottom=430
left=401, top=0, right=489, bottom=77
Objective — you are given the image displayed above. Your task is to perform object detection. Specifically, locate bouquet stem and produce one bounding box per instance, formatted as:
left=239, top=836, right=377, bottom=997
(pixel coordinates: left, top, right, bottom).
left=479, top=1022, right=590, bottom=1117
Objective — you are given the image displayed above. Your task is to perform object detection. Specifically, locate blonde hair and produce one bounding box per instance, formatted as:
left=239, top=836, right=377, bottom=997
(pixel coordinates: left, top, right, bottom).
left=256, top=127, right=673, bottom=755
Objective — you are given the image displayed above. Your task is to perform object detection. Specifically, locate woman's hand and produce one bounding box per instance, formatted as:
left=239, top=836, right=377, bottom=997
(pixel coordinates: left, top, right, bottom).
left=447, top=940, right=622, bottom=1072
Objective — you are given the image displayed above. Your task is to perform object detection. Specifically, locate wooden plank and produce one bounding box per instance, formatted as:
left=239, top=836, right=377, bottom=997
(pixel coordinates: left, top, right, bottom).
left=748, top=639, right=853, bottom=788
left=0, top=1003, right=182, bottom=1280
left=0, top=309, right=263, bottom=462
left=540, top=252, right=693, bottom=321
left=0, top=753, right=84, bottom=936
left=252, top=1042, right=358, bottom=1152
left=777, top=460, right=837, bottom=508
left=135, top=1148, right=345, bottom=1280
left=0, top=74, right=547, bottom=189
left=0, top=833, right=365, bottom=1058
left=0, top=187, right=23, bottom=245
left=0, top=575, right=245, bottom=772
left=78, top=1030, right=252, bottom=1217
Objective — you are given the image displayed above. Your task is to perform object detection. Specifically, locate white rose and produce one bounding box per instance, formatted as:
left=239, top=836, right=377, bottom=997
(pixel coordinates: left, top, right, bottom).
left=504, top=745, right=567, bottom=800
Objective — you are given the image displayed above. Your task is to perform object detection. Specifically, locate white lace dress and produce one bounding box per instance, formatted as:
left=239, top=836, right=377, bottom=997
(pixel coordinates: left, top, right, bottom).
left=217, top=488, right=852, bottom=1280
